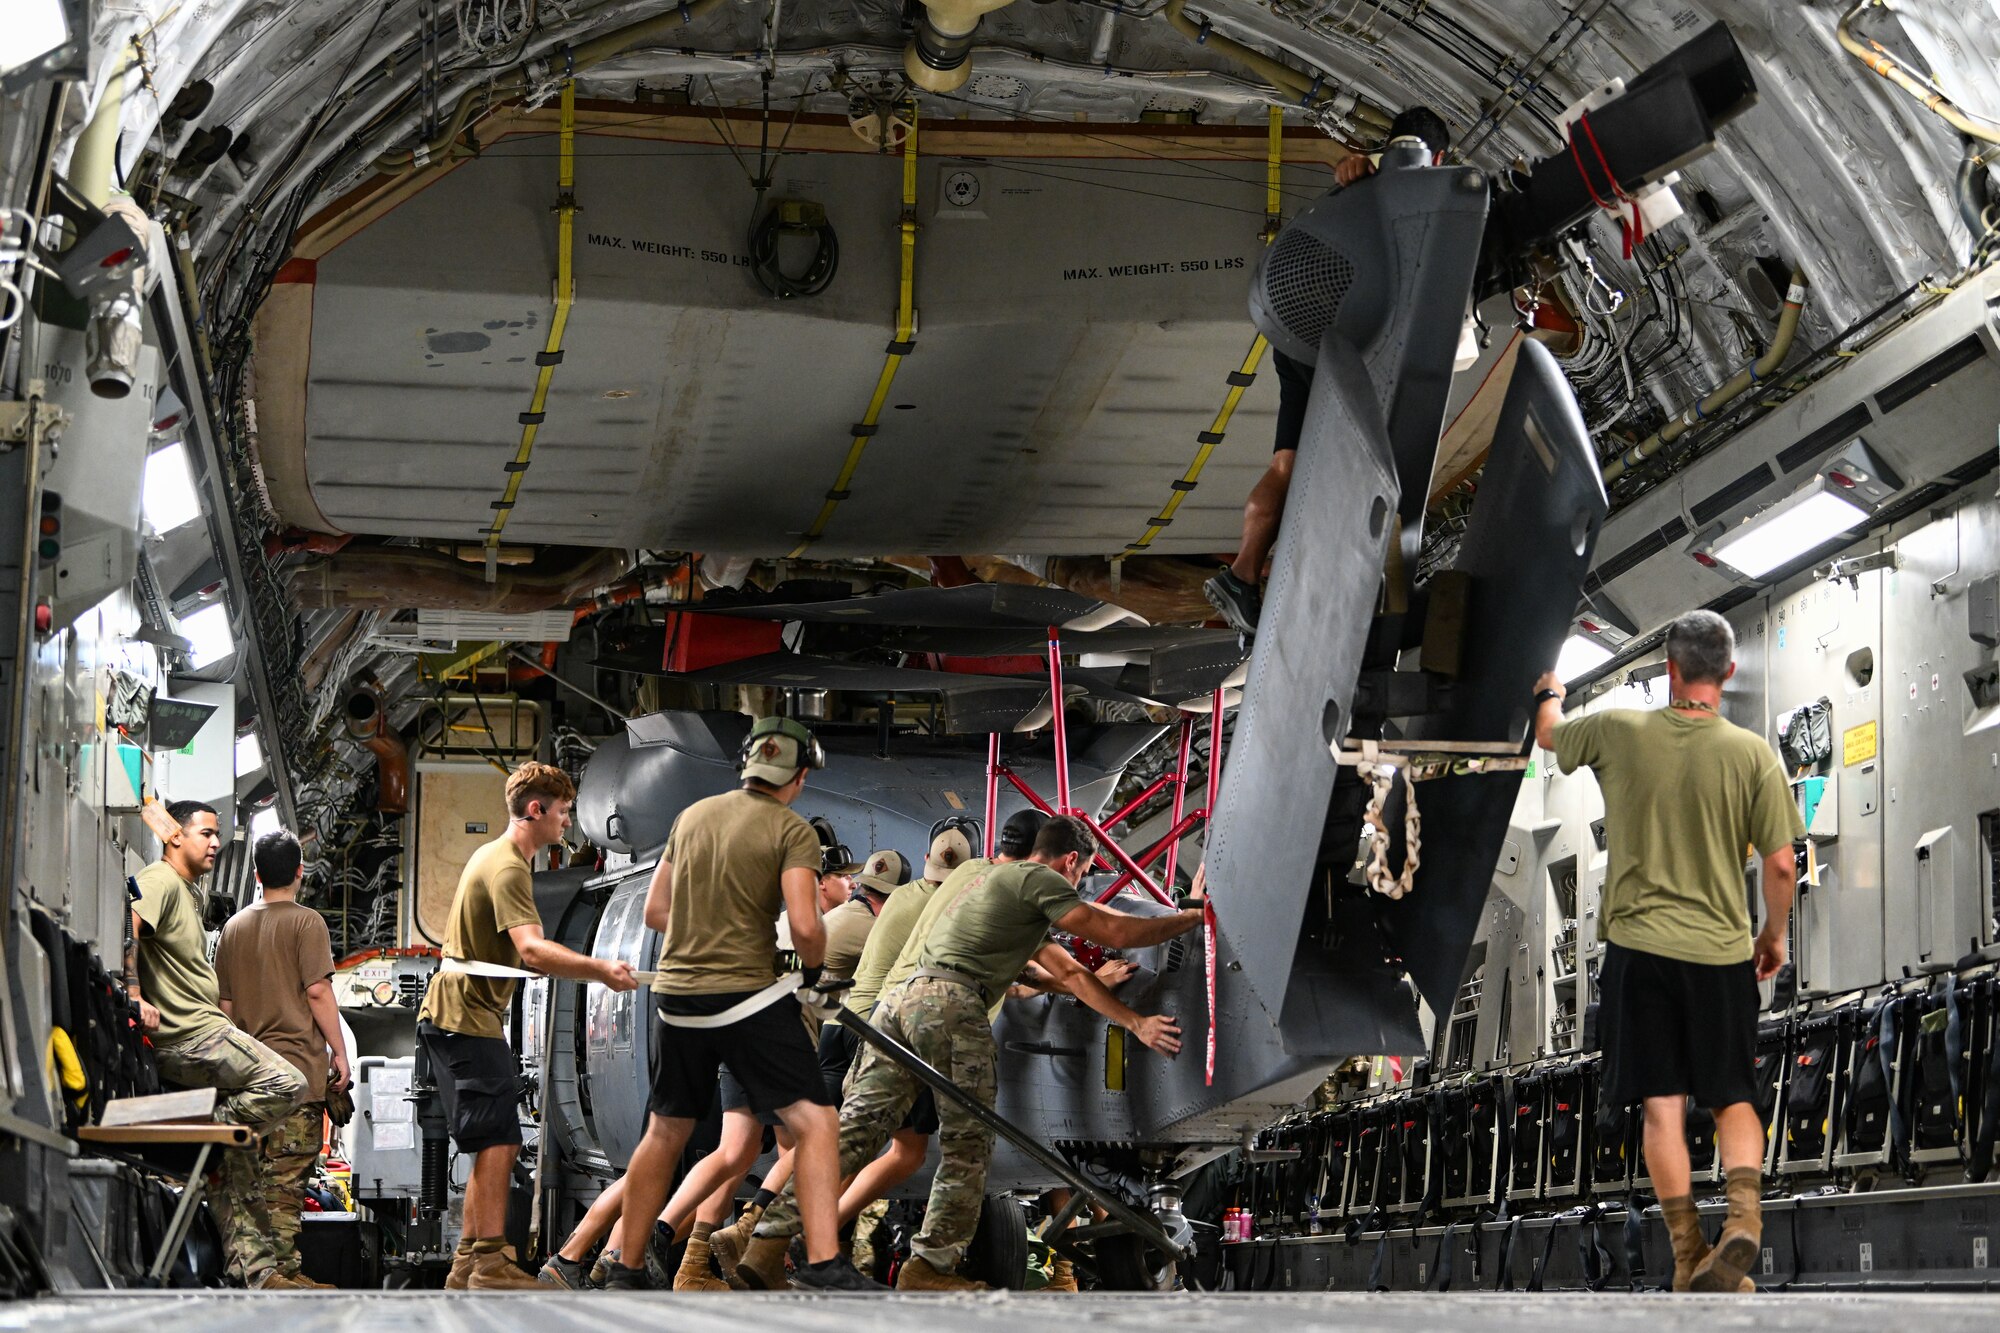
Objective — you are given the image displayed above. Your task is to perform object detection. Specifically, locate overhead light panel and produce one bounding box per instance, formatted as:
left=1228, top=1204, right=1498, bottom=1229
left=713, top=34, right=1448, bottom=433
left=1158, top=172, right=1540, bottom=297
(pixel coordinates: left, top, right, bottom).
left=1556, top=633, right=1615, bottom=684
left=1696, top=476, right=1870, bottom=579
left=0, top=1, right=68, bottom=78
left=179, top=602, right=234, bottom=670
left=235, top=731, right=262, bottom=775
left=143, top=441, right=203, bottom=534
left=248, top=805, right=282, bottom=843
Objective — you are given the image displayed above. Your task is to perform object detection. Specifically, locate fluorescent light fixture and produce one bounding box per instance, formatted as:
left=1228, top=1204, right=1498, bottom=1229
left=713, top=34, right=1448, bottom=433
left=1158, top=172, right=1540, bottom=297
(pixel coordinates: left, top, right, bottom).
left=0, top=1, right=68, bottom=77
left=235, top=731, right=263, bottom=775
left=143, top=442, right=203, bottom=534
left=249, top=805, right=282, bottom=843
left=1556, top=633, right=1615, bottom=684
left=1699, top=477, right=1871, bottom=580
left=179, top=602, right=234, bottom=670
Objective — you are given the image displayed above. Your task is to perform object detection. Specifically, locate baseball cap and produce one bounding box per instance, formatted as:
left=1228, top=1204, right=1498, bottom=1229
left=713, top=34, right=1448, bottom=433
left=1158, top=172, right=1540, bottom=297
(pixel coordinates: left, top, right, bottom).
left=997, top=808, right=1047, bottom=856
left=854, top=848, right=914, bottom=896
left=740, top=716, right=825, bottom=786
left=926, top=827, right=974, bottom=880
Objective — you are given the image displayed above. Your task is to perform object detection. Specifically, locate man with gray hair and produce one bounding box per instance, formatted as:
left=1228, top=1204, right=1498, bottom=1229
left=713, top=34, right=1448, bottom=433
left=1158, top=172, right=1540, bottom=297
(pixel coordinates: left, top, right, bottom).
left=1533, top=609, right=1801, bottom=1294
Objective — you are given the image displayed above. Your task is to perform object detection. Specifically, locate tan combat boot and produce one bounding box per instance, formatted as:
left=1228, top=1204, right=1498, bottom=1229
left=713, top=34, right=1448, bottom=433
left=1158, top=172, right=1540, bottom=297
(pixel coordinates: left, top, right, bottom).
left=445, top=1240, right=476, bottom=1290
left=1689, top=1168, right=1762, bottom=1293
left=467, top=1244, right=545, bottom=1290
left=895, top=1255, right=988, bottom=1292
left=286, top=1269, right=337, bottom=1290
left=252, top=1269, right=304, bottom=1290
left=1043, top=1256, right=1078, bottom=1293
left=1659, top=1195, right=1711, bottom=1292
left=674, top=1222, right=731, bottom=1292
left=736, top=1234, right=790, bottom=1291
left=709, top=1204, right=762, bottom=1288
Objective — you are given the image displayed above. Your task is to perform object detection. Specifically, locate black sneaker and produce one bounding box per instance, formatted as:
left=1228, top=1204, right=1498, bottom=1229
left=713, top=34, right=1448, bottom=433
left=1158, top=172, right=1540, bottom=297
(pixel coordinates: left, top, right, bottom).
left=789, top=1256, right=888, bottom=1293
left=601, top=1262, right=653, bottom=1291
left=1202, top=567, right=1262, bottom=636
left=537, top=1254, right=589, bottom=1290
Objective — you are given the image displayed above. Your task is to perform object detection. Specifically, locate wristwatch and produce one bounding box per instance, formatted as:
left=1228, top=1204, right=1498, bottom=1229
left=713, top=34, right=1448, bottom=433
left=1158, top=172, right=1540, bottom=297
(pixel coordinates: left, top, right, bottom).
left=1533, top=688, right=1564, bottom=705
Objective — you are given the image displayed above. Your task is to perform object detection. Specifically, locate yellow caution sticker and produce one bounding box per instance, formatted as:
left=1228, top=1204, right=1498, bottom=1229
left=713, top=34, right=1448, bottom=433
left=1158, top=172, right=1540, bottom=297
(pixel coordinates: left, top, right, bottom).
left=1842, top=720, right=1878, bottom=766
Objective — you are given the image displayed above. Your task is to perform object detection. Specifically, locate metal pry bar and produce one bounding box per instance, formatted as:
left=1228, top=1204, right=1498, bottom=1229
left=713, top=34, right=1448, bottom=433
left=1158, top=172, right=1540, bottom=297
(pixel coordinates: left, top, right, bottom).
left=829, top=1005, right=1190, bottom=1264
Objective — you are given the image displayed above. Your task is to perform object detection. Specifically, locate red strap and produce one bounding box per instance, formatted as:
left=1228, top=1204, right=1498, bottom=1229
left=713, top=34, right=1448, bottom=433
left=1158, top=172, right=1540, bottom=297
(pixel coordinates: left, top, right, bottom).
left=1569, top=111, right=1645, bottom=258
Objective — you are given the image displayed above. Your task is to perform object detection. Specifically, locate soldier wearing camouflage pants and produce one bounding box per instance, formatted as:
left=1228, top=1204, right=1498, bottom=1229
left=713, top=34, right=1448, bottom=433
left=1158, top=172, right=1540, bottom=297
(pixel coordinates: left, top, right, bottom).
left=743, top=816, right=1202, bottom=1291
left=214, top=827, right=351, bottom=1288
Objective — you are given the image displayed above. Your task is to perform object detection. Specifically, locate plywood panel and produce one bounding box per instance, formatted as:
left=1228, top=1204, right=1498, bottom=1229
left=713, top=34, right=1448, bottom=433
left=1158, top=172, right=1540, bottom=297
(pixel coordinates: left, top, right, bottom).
left=415, top=766, right=510, bottom=946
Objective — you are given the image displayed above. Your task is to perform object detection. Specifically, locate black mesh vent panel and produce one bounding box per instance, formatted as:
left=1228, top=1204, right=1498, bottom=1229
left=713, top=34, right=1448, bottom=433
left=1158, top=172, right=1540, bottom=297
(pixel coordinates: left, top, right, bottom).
left=1264, top=228, right=1355, bottom=353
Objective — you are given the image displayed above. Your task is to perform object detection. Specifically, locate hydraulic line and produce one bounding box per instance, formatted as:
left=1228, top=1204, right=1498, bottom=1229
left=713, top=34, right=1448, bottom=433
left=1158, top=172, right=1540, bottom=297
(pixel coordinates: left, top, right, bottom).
left=1162, top=0, right=1391, bottom=133
left=1125, top=106, right=1285, bottom=553
left=1600, top=269, right=1807, bottom=484
left=373, top=0, right=730, bottom=172
left=787, top=106, right=919, bottom=558
left=482, top=80, right=576, bottom=566
left=1838, top=2, right=2000, bottom=146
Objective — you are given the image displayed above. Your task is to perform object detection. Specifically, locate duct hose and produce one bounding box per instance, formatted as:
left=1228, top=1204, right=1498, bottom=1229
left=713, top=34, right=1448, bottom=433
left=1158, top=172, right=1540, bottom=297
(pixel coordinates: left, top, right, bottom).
left=343, top=690, right=410, bottom=816
left=1838, top=3, right=2000, bottom=146
left=904, top=0, right=1019, bottom=93
left=1601, top=269, right=1807, bottom=484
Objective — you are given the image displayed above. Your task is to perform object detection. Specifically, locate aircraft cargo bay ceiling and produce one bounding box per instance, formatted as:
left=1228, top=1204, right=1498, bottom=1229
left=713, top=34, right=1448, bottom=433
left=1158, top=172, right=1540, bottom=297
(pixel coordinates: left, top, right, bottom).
left=72, top=0, right=1996, bottom=564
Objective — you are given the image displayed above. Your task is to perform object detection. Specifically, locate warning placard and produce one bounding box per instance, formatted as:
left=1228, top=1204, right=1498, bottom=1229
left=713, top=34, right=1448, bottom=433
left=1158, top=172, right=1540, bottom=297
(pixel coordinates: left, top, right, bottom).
left=1843, top=720, right=1878, bottom=766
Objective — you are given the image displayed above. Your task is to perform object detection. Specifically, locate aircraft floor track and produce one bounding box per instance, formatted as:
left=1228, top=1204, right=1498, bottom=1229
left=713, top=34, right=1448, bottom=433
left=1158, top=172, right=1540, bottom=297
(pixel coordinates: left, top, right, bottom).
left=6, top=1291, right=2000, bottom=1331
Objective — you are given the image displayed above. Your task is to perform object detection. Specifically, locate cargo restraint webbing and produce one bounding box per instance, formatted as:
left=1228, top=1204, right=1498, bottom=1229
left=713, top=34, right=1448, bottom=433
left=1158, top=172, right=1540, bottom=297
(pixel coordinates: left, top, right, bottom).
left=789, top=105, right=919, bottom=558
left=1125, top=105, right=1285, bottom=554
left=484, top=80, right=578, bottom=566
left=830, top=1004, right=1188, bottom=1263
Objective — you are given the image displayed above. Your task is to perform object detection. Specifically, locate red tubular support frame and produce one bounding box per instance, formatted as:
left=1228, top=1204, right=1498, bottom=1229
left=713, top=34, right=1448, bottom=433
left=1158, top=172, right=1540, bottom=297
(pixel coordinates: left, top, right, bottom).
left=1047, top=627, right=1071, bottom=812
left=983, top=732, right=1000, bottom=857
left=1162, top=716, right=1194, bottom=892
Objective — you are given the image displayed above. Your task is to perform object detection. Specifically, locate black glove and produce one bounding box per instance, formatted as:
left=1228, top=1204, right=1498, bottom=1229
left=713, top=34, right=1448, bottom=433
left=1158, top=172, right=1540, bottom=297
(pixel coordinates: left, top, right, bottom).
left=800, top=964, right=824, bottom=992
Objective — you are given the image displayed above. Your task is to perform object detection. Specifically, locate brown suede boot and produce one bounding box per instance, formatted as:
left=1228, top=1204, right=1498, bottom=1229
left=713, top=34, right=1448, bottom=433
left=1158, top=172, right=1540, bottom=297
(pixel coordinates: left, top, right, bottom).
left=895, top=1255, right=987, bottom=1292
left=1689, top=1167, right=1762, bottom=1293
left=1043, top=1256, right=1078, bottom=1293
left=467, top=1244, right=545, bottom=1290
left=445, top=1240, right=476, bottom=1290
left=1660, top=1195, right=1711, bottom=1292
left=710, top=1205, right=762, bottom=1289
left=736, top=1234, right=790, bottom=1291
left=674, top=1222, right=731, bottom=1292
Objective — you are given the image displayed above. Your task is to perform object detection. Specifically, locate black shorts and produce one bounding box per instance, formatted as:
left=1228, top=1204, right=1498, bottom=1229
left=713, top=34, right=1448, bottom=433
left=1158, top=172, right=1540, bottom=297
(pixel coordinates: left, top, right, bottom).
left=650, top=991, right=834, bottom=1121
left=1597, top=942, right=1759, bottom=1109
left=1271, top=349, right=1312, bottom=454
left=826, top=1014, right=938, bottom=1135
left=417, top=1022, right=523, bottom=1154
left=719, top=1068, right=782, bottom=1128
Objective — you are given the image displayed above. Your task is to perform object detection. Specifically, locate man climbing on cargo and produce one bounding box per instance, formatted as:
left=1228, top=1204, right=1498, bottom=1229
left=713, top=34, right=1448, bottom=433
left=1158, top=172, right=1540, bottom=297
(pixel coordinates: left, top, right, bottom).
left=1203, top=105, right=1454, bottom=637
left=739, top=814, right=1202, bottom=1292
left=608, top=715, right=880, bottom=1292
left=417, top=762, right=638, bottom=1290
left=129, top=799, right=308, bottom=1288
left=1534, top=609, right=1802, bottom=1293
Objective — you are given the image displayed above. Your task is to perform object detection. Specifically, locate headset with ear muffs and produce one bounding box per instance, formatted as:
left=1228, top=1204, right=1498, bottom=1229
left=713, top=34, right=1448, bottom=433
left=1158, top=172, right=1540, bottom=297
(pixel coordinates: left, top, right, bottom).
left=807, top=815, right=855, bottom=877
left=739, top=715, right=828, bottom=774
left=929, top=814, right=982, bottom=850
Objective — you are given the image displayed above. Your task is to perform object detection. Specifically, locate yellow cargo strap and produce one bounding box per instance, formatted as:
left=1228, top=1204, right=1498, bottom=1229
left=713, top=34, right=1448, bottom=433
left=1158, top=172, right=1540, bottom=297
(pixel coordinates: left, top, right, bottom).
left=1126, top=105, right=1286, bottom=554
left=789, top=105, right=919, bottom=558
left=484, top=80, right=578, bottom=570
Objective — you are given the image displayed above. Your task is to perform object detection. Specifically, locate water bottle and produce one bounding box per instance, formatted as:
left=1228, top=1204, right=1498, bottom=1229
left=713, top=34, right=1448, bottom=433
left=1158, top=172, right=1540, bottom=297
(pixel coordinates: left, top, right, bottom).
left=1308, top=1193, right=1322, bottom=1236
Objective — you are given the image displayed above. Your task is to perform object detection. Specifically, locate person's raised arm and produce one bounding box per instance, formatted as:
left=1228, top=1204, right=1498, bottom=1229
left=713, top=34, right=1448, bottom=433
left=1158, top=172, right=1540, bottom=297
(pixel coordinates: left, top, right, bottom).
left=1533, top=671, right=1566, bottom=752
left=1052, top=900, right=1203, bottom=952
left=507, top=922, right=638, bottom=990
left=1031, top=942, right=1181, bottom=1056
left=779, top=866, right=827, bottom=969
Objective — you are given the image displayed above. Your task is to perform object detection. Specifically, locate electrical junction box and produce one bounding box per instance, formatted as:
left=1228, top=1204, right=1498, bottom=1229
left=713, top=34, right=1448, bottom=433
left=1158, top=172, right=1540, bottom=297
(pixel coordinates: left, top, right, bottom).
left=661, top=610, right=783, bottom=673
left=38, top=325, right=160, bottom=631
left=1969, top=573, right=1998, bottom=647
